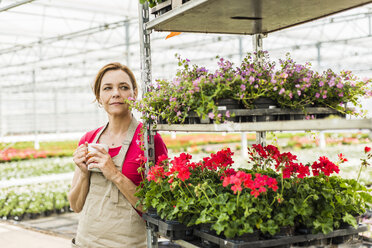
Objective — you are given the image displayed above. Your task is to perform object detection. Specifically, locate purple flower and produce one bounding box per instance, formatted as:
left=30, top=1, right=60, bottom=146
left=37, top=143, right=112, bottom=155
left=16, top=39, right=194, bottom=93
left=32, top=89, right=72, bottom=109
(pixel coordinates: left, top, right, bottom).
left=249, top=76, right=255, bottom=83
left=280, top=72, right=288, bottom=79
left=279, top=88, right=285, bottom=95
left=297, top=90, right=301, bottom=96
left=315, top=93, right=320, bottom=98
left=254, top=84, right=259, bottom=89
left=303, top=77, right=310, bottom=83
left=226, top=111, right=230, bottom=118
left=177, top=111, right=181, bottom=117
left=328, top=78, right=335, bottom=87
left=336, top=82, right=343, bottom=88
left=289, top=92, right=293, bottom=99
left=295, top=84, right=300, bottom=88
left=240, top=84, right=246, bottom=91
left=319, top=81, right=324, bottom=87
left=208, top=112, right=215, bottom=119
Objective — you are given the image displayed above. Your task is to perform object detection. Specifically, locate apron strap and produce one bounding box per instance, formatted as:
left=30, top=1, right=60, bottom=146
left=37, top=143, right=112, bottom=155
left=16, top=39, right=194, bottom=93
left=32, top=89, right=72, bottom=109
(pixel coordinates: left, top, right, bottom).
left=109, top=117, right=139, bottom=204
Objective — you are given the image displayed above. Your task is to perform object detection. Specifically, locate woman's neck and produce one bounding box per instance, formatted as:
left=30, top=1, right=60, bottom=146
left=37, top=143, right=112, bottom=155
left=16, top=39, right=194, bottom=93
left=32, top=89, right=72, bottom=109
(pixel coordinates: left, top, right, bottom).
left=107, top=113, right=132, bottom=135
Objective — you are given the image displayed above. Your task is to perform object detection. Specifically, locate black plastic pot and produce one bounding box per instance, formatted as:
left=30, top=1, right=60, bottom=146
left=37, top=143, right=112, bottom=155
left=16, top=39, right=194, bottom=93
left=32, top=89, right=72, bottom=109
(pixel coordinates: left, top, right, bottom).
left=253, top=97, right=277, bottom=109
left=216, top=98, right=242, bottom=110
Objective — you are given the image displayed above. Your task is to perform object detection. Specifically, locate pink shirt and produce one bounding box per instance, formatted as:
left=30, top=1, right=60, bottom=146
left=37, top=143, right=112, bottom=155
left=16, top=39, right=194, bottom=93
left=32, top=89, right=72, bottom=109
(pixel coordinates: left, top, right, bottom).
left=78, top=123, right=168, bottom=186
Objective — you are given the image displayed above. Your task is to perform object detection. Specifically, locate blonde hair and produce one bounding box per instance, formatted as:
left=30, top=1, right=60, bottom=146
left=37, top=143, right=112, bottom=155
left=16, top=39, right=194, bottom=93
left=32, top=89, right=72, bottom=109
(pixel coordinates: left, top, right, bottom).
left=93, top=62, right=138, bottom=102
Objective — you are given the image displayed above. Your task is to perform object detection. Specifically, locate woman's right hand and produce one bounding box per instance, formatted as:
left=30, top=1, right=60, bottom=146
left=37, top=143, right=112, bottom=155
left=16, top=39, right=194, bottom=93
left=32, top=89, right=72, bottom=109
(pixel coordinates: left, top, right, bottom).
left=73, top=142, right=89, bottom=175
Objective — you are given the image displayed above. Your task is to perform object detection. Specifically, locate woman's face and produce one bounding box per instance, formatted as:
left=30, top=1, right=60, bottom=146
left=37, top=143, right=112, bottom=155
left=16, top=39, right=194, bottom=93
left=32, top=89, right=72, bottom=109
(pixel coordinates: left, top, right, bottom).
left=99, top=69, right=136, bottom=117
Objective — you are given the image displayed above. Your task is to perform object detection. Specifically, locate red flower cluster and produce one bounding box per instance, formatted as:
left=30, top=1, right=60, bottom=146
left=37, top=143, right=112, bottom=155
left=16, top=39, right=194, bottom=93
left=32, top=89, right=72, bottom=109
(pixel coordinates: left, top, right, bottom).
left=249, top=144, right=310, bottom=179
left=337, top=153, right=348, bottom=163
left=311, top=156, right=340, bottom=176
left=146, top=165, right=166, bottom=182
left=222, top=171, right=278, bottom=196
left=0, top=148, right=47, bottom=162
left=202, top=148, right=234, bottom=170
left=146, top=149, right=236, bottom=184
left=167, top=153, right=192, bottom=182
left=365, top=146, right=371, bottom=153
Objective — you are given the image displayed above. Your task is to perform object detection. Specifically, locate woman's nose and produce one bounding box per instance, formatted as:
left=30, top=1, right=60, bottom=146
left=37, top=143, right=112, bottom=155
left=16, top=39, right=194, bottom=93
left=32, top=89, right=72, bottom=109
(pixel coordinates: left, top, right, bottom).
left=112, top=87, right=120, bottom=96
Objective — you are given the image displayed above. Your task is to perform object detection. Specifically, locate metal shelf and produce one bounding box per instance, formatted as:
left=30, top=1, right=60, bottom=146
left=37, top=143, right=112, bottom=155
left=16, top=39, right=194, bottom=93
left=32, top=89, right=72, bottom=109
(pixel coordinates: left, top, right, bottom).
left=146, top=0, right=372, bottom=34
left=153, top=118, right=372, bottom=132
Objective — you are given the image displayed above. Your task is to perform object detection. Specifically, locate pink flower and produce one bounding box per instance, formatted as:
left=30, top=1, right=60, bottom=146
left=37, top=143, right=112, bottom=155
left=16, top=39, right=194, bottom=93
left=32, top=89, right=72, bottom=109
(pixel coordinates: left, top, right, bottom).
left=322, top=94, right=327, bottom=99
left=240, top=84, right=246, bottom=91
left=319, top=81, right=324, bottom=87
left=297, top=90, right=301, bottom=96
left=226, top=111, right=230, bottom=118
left=208, top=112, right=215, bottom=119
left=279, top=88, right=285, bottom=95
left=249, top=76, right=255, bottom=83
left=336, top=83, right=343, bottom=88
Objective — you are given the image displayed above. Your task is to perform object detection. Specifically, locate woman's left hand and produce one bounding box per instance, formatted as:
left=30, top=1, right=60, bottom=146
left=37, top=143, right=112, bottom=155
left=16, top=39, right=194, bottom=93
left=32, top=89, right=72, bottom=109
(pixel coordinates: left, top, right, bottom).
left=86, top=145, right=120, bottom=182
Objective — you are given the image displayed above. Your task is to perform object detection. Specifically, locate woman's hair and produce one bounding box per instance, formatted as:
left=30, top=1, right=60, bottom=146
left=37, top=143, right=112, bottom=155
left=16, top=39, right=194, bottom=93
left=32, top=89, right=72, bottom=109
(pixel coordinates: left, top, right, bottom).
left=93, top=62, right=138, bottom=102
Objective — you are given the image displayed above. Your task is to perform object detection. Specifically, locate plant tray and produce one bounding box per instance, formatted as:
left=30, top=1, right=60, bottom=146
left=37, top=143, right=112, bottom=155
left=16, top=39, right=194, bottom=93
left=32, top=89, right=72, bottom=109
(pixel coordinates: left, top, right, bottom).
left=193, top=224, right=368, bottom=248
left=143, top=213, right=195, bottom=241
left=150, top=0, right=190, bottom=17
left=146, top=0, right=372, bottom=35
left=158, top=107, right=345, bottom=125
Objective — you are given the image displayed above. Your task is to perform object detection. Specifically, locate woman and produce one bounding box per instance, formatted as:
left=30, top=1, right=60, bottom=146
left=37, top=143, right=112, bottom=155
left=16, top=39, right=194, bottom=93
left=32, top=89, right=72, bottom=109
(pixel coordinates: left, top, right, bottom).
left=69, top=63, right=167, bottom=247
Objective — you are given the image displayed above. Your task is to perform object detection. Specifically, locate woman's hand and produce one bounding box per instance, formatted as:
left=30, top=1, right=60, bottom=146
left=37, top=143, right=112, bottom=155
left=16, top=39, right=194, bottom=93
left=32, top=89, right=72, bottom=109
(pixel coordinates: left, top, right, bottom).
left=73, top=142, right=89, bottom=175
left=86, top=144, right=120, bottom=182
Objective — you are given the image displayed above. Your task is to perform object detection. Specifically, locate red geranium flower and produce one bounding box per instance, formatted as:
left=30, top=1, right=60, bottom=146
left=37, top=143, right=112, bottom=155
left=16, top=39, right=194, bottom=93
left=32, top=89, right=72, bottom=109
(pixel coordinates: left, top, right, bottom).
left=365, top=146, right=371, bottom=153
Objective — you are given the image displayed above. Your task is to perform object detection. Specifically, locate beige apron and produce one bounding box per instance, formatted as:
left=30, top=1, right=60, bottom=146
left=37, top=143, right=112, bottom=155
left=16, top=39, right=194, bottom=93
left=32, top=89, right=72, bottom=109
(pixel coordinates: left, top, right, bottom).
left=73, top=118, right=147, bottom=248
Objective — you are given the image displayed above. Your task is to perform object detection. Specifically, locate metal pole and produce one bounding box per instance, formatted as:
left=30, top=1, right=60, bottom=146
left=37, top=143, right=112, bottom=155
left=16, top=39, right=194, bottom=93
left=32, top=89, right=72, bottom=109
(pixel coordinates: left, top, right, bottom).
left=253, top=33, right=266, bottom=146
left=138, top=2, right=157, bottom=248
left=0, top=91, right=3, bottom=137
left=138, top=1, right=155, bottom=174
left=316, top=42, right=321, bottom=68
left=239, top=36, right=248, bottom=158
left=32, top=69, right=39, bottom=150
left=54, top=88, right=58, bottom=133
left=0, top=0, right=36, bottom=12
left=319, top=131, right=326, bottom=149
left=125, top=20, right=130, bottom=67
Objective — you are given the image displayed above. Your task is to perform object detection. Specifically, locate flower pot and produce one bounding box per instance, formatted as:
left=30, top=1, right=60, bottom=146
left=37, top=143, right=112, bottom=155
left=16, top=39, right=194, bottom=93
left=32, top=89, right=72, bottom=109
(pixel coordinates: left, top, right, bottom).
left=13, top=214, right=24, bottom=221
left=253, top=97, right=277, bottom=122
left=216, top=98, right=242, bottom=110
left=147, top=207, right=159, bottom=218
left=253, top=97, right=277, bottom=109
left=200, top=116, right=210, bottom=124
left=226, top=231, right=260, bottom=243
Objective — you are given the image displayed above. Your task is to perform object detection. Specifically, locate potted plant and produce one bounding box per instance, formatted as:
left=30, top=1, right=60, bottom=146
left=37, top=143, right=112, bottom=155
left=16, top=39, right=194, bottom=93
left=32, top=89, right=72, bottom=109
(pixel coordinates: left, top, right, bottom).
left=136, top=144, right=372, bottom=241
left=129, top=52, right=372, bottom=125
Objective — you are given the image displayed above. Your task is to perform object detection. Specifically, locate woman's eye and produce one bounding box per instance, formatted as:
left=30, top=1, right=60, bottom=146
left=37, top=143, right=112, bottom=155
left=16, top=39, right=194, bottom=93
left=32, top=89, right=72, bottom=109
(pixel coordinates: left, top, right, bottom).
left=121, top=86, right=129, bottom=90
left=103, top=87, right=111, bottom=90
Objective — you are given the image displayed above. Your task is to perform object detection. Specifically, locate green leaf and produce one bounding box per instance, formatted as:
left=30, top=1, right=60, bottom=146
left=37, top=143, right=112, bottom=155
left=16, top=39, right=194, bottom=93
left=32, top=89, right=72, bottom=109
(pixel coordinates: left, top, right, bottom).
left=359, top=192, right=372, bottom=204
left=342, top=213, right=357, bottom=228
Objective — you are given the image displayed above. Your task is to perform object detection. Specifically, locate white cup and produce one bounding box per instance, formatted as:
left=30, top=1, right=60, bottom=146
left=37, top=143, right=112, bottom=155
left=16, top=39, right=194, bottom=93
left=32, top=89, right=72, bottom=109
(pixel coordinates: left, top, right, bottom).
left=87, top=143, right=109, bottom=172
